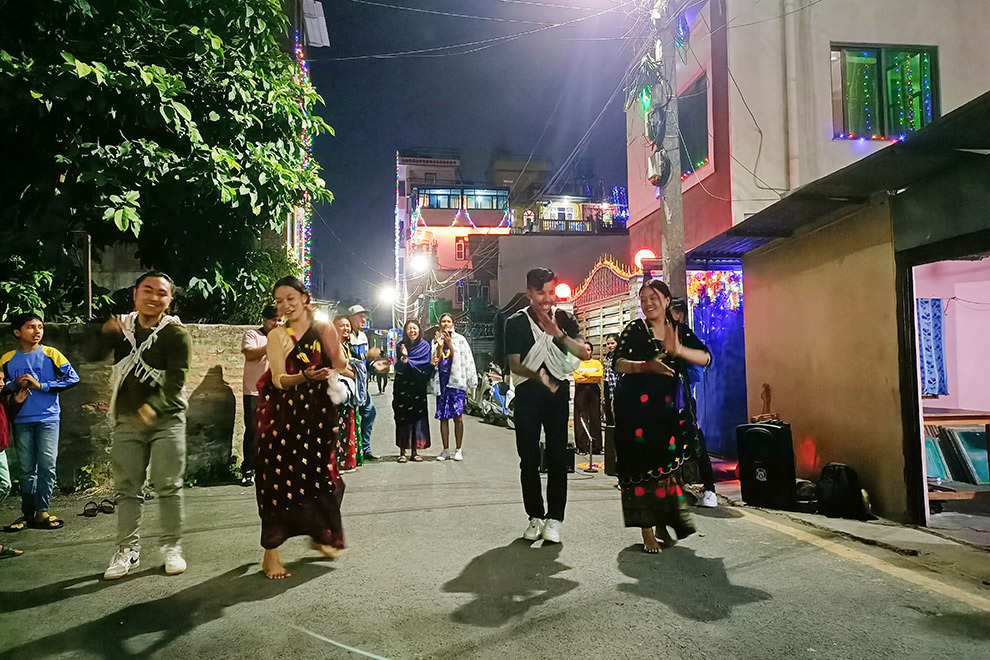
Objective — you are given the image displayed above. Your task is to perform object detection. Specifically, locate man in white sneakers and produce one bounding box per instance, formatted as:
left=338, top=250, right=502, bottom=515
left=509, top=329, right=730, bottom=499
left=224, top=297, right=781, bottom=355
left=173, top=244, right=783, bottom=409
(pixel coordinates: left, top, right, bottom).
left=505, top=268, right=590, bottom=544
left=102, top=271, right=192, bottom=579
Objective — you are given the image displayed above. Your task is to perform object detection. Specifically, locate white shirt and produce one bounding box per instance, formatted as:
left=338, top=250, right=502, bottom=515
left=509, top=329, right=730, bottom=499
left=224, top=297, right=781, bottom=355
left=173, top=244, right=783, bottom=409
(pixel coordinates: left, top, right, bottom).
left=241, top=328, right=269, bottom=396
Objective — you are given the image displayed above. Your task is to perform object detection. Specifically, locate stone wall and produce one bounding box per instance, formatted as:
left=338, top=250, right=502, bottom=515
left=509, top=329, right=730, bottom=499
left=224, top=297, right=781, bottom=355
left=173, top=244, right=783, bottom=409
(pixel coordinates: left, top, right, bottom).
left=1, top=323, right=255, bottom=490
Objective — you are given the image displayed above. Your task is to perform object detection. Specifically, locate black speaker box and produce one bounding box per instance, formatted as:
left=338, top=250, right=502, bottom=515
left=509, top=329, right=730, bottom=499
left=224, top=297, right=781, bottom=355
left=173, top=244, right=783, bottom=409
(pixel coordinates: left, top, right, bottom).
left=736, top=421, right=796, bottom=510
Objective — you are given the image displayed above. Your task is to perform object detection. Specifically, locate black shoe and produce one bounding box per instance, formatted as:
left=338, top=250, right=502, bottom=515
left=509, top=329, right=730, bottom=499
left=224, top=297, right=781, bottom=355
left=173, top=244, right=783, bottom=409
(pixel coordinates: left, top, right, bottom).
left=239, top=472, right=255, bottom=487
left=363, top=453, right=380, bottom=461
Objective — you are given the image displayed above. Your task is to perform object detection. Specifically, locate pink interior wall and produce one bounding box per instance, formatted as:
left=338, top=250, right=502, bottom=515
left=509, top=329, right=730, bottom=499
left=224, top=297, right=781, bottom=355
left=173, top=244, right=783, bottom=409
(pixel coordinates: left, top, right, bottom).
left=913, top=258, right=990, bottom=412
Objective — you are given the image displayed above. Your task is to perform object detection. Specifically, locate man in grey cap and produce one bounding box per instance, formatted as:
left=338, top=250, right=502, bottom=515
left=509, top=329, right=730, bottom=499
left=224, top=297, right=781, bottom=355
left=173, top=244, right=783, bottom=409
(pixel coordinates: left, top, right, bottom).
left=347, top=304, right=378, bottom=461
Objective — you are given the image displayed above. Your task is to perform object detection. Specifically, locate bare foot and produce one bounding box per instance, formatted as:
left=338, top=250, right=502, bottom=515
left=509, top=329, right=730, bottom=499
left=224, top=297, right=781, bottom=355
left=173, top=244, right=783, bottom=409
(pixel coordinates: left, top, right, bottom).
left=310, top=540, right=342, bottom=558
left=641, top=529, right=661, bottom=554
left=656, top=526, right=677, bottom=548
left=263, top=549, right=290, bottom=579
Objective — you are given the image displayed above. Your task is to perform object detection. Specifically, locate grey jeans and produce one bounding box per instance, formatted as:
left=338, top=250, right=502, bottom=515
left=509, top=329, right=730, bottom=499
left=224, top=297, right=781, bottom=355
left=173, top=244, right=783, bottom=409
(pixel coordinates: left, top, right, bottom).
left=111, top=413, right=186, bottom=551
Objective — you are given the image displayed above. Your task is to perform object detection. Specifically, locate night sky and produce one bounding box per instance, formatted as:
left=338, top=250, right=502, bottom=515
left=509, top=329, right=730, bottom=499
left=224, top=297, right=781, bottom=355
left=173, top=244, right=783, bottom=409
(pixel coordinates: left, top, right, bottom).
left=308, top=1, right=642, bottom=305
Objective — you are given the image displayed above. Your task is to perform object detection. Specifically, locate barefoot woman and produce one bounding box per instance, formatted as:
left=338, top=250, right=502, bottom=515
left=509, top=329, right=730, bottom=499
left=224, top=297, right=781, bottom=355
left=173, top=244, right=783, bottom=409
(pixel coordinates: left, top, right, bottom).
left=614, top=279, right=710, bottom=553
left=255, top=277, right=348, bottom=579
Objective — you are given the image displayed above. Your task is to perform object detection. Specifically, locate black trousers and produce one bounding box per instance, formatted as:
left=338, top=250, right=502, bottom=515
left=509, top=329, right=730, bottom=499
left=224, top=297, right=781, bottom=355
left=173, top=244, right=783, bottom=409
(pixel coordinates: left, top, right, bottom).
left=514, top=380, right=570, bottom=522
left=603, top=382, right=615, bottom=427
left=242, top=395, right=258, bottom=474
left=573, top=383, right=602, bottom=454
left=695, top=426, right=716, bottom=492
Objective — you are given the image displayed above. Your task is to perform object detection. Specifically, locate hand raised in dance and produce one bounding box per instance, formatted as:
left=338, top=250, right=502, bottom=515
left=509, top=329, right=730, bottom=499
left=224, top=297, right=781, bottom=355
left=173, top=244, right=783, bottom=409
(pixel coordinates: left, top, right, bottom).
left=531, top=305, right=564, bottom=339
left=663, top=319, right=681, bottom=359
left=400, top=343, right=409, bottom=363
left=647, top=357, right=676, bottom=377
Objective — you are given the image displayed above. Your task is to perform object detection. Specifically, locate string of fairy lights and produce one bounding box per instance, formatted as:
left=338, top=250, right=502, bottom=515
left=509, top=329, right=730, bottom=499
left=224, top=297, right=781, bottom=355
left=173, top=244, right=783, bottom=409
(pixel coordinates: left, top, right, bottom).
left=293, top=30, right=314, bottom=288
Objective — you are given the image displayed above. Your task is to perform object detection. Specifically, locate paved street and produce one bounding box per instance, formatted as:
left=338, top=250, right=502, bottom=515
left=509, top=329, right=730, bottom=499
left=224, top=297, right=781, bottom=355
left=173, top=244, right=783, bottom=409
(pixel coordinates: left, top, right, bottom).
left=1, top=389, right=988, bottom=660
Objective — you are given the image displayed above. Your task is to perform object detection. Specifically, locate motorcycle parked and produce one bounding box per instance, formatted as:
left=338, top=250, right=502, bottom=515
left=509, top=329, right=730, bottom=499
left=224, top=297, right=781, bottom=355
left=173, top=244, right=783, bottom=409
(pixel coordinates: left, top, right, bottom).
left=471, top=362, right=515, bottom=429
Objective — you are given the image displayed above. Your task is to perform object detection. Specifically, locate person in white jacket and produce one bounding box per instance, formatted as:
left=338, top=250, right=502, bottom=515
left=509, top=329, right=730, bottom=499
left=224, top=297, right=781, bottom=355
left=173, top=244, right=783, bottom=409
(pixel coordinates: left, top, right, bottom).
left=432, top=314, right=478, bottom=461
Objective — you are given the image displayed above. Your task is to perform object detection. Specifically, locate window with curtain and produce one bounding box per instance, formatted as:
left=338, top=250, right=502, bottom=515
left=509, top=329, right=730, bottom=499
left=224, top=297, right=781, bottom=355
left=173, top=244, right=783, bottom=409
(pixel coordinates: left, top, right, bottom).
left=916, top=298, right=948, bottom=396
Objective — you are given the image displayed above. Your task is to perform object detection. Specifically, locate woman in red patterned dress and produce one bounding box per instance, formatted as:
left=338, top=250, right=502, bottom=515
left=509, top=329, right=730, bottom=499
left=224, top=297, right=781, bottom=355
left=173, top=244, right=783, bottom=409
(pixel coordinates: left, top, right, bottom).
left=255, top=277, right=347, bottom=579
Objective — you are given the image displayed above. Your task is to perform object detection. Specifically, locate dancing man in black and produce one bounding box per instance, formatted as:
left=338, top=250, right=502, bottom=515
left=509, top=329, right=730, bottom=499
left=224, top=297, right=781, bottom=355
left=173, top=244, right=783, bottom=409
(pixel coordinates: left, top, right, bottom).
left=505, top=268, right=591, bottom=544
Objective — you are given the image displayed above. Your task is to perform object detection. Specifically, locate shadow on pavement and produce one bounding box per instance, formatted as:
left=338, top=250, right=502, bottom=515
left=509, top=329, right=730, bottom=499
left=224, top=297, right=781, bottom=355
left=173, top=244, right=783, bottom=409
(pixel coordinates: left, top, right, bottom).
left=692, top=506, right=744, bottom=519
left=0, top=567, right=160, bottom=614
left=616, top=544, right=771, bottom=622
left=922, top=612, right=990, bottom=640
left=0, top=561, right=331, bottom=659
left=442, top=538, right=579, bottom=627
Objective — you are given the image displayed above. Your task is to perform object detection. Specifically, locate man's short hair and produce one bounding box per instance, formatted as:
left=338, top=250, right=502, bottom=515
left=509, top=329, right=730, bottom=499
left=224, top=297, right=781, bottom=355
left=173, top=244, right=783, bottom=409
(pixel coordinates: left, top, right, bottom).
left=669, top=297, right=688, bottom=315
left=9, top=312, right=42, bottom=335
left=135, top=270, right=174, bottom=292
left=262, top=305, right=278, bottom=320
left=526, top=268, right=556, bottom=291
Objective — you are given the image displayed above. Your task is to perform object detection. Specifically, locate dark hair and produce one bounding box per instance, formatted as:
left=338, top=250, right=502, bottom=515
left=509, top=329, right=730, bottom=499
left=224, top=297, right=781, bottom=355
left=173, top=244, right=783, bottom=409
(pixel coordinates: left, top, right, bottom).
left=640, top=278, right=675, bottom=323
left=526, top=267, right=556, bottom=291
left=669, top=297, right=688, bottom=315
left=605, top=332, right=619, bottom=342
left=262, top=305, right=278, bottom=320
left=402, top=319, right=422, bottom=344
left=135, top=270, right=174, bottom=292
left=439, top=312, right=454, bottom=324
left=584, top=340, right=593, bottom=351
left=273, top=276, right=308, bottom=296
left=10, top=312, right=42, bottom=335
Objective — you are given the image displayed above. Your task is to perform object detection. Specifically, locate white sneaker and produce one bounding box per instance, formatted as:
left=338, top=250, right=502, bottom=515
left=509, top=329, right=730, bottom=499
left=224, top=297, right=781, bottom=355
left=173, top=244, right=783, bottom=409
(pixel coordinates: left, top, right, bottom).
left=453, top=449, right=463, bottom=461
left=522, top=517, right=544, bottom=541
left=701, top=490, right=718, bottom=508
left=542, top=519, right=563, bottom=543
left=104, top=548, right=140, bottom=580
left=164, top=546, right=187, bottom=575
left=436, top=450, right=448, bottom=462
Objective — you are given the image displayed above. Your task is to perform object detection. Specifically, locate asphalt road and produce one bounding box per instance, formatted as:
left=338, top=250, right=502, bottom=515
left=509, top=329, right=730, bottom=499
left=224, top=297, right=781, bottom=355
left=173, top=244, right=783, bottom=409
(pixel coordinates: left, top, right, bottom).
left=1, top=389, right=988, bottom=660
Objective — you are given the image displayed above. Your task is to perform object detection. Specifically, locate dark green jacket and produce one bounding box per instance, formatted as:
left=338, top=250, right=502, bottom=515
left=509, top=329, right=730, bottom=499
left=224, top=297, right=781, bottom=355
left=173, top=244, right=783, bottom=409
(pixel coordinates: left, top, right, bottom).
left=113, top=323, right=192, bottom=417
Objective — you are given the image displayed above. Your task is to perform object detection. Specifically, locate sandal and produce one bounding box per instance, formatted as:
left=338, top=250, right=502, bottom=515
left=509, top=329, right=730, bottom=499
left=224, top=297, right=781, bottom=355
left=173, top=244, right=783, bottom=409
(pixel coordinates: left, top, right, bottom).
left=99, top=499, right=116, bottom=514
left=412, top=455, right=424, bottom=462
left=80, top=501, right=99, bottom=517
left=0, top=544, right=24, bottom=559
left=30, top=515, right=65, bottom=530
left=397, top=456, right=408, bottom=463
left=3, top=517, right=28, bottom=533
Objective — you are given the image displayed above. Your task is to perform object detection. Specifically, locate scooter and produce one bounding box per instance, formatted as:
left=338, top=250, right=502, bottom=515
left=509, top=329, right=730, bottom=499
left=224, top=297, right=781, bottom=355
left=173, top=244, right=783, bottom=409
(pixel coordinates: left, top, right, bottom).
left=477, top=362, right=515, bottom=429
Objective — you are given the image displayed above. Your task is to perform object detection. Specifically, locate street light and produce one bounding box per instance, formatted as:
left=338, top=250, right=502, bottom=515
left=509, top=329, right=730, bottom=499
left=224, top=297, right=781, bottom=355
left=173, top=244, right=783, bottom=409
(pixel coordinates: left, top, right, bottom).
left=410, top=252, right=431, bottom=274
left=379, top=285, right=396, bottom=305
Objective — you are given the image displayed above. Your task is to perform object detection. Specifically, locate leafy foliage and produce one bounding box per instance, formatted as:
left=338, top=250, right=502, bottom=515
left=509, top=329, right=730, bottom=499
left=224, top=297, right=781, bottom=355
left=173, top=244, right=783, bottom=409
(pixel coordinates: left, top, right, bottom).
left=0, top=0, right=332, bottom=322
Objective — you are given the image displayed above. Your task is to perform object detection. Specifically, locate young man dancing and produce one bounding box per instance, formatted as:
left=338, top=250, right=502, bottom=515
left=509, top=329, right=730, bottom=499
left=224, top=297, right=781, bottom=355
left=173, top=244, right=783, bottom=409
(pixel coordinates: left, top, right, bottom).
left=505, top=268, right=591, bottom=543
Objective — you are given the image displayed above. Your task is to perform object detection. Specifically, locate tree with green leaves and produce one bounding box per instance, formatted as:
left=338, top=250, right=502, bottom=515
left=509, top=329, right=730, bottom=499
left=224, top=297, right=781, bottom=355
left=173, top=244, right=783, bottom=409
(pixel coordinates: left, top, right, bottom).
left=0, top=0, right=331, bottom=323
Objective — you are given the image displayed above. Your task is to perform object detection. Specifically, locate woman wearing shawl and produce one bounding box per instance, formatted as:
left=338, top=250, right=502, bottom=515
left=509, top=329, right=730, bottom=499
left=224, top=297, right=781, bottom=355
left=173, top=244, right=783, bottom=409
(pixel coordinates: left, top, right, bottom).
left=614, top=279, right=711, bottom=554
left=333, top=316, right=361, bottom=473
left=254, top=277, right=348, bottom=579
left=394, top=320, right=438, bottom=463
left=432, top=313, right=478, bottom=462
left=601, top=333, right=619, bottom=426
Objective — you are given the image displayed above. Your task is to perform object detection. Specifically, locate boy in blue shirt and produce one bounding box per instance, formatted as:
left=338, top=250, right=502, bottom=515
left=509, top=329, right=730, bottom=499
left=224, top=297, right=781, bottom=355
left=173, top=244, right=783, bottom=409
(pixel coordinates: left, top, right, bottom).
left=1, top=313, right=80, bottom=530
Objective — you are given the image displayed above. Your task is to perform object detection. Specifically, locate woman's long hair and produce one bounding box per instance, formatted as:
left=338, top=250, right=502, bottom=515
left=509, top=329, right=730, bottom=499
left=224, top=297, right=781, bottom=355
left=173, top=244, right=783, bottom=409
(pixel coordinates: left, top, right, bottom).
left=402, top=319, right=422, bottom=346
left=640, top=278, right=675, bottom=324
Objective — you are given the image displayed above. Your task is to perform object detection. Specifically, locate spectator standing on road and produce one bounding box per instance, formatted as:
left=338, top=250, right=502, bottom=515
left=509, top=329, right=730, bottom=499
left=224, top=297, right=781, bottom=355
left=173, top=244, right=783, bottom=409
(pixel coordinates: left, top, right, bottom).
left=668, top=298, right=718, bottom=508
left=505, top=268, right=591, bottom=545
left=0, top=371, right=27, bottom=558
left=613, top=280, right=710, bottom=554
left=1, top=313, right=80, bottom=532
left=254, top=277, right=348, bottom=579
left=602, top=333, right=619, bottom=426
left=239, top=305, right=279, bottom=487
left=102, top=272, right=192, bottom=578
left=394, top=319, right=437, bottom=463
left=347, top=305, right=379, bottom=461
left=333, top=315, right=361, bottom=473
left=432, top=313, right=477, bottom=462
left=573, top=341, right=604, bottom=455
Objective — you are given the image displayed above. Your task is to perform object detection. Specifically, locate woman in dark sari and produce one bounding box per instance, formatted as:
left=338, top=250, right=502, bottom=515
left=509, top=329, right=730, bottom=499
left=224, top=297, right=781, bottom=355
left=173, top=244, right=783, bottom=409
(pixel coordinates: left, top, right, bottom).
left=255, top=277, right=347, bottom=579
left=394, top=320, right=437, bottom=462
left=614, top=279, right=711, bottom=553
left=602, top=333, right=619, bottom=426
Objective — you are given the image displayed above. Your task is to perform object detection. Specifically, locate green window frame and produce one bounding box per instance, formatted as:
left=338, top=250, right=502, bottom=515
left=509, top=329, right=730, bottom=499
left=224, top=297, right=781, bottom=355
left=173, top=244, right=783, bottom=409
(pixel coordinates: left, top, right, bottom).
left=831, top=44, right=938, bottom=140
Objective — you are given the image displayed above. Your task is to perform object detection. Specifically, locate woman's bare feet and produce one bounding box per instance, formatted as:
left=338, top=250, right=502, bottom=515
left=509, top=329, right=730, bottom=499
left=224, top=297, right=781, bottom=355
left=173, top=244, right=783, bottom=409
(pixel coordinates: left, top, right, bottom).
left=263, top=549, right=290, bottom=579
left=641, top=528, right=661, bottom=553
left=656, top=526, right=676, bottom=548
left=310, top=539, right=342, bottom=558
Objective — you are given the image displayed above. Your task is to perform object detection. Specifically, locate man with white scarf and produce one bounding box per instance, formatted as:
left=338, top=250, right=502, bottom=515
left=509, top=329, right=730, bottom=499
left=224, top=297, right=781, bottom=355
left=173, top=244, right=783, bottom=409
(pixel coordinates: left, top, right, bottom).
left=505, top=268, right=591, bottom=544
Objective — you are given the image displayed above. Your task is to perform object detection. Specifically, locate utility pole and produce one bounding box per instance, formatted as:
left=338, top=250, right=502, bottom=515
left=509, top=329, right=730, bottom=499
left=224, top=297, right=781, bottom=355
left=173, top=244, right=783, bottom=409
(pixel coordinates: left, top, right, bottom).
left=653, top=1, right=686, bottom=298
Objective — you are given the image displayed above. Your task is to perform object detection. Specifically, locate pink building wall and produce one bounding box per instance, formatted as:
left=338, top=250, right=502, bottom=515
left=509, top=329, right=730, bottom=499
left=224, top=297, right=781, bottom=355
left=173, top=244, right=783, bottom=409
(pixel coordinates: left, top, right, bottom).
left=913, top=259, right=990, bottom=412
